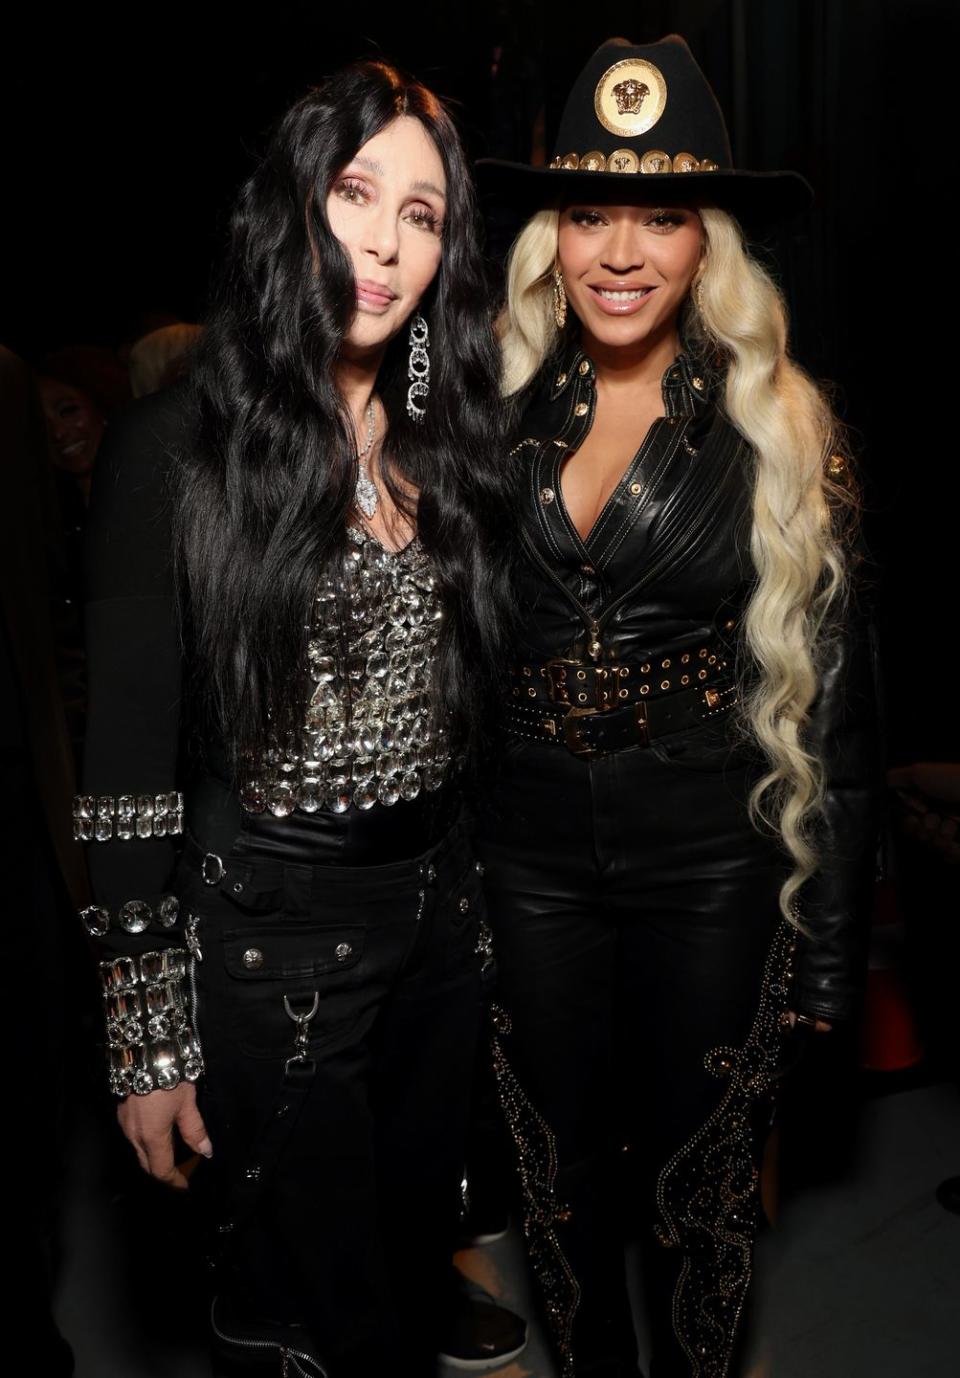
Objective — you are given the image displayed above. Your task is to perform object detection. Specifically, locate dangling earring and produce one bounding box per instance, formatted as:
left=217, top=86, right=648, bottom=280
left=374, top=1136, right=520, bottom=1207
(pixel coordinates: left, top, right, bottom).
left=553, top=268, right=567, bottom=330
left=407, top=313, right=429, bottom=421
left=692, top=273, right=704, bottom=311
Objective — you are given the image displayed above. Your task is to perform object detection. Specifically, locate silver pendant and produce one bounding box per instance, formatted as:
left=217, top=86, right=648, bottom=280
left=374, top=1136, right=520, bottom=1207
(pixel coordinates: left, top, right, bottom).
left=355, top=461, right=378, bottom=518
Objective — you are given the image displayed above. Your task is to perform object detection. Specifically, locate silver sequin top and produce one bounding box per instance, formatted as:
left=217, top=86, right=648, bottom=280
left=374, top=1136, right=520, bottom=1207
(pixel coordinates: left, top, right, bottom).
left=239, top=525, right=453, bottom=817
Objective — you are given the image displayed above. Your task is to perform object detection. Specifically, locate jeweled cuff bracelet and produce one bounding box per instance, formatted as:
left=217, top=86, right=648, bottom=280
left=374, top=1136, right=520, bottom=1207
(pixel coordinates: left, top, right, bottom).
left=99, top=947, right=204, bottom=1097
left=73, top=792, right=184, bottom=843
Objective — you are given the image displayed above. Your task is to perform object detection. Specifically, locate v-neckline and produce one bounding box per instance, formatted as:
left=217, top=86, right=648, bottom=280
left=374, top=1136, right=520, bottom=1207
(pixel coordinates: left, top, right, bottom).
left=556, top=415, right=665, bottom=553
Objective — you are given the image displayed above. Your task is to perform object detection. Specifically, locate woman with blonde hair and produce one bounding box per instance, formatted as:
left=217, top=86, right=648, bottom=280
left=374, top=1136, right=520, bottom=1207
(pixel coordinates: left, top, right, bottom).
left=476, top=35, right=880, bottom=1378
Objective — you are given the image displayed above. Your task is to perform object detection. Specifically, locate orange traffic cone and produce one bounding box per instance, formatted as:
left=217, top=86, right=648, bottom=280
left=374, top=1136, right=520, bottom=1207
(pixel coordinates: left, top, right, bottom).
left=860, top=874, right=924, bottom=1071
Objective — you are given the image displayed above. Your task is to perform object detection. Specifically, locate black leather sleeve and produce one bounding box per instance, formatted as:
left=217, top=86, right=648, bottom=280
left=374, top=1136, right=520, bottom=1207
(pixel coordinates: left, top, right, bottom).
left=790, top=576, right=884, bottom=1024
left=81, top=388, right=189, bottom=962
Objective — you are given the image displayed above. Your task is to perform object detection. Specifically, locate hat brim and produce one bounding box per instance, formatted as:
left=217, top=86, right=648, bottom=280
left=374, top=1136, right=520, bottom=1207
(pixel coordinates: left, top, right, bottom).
left=475, top=159, right=813, bottom=234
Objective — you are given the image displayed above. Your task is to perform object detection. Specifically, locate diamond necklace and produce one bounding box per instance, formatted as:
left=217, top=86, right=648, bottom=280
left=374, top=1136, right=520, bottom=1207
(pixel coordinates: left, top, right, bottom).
left=354, top=398, right=379, bottom=519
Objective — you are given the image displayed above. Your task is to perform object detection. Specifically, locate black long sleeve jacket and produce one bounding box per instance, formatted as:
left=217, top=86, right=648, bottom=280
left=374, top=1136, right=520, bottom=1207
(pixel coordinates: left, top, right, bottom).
left=505, top=342, right=882, bottom=1025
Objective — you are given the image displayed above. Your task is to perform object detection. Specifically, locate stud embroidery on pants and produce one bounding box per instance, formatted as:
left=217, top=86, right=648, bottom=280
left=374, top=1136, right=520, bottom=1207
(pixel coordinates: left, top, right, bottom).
left=653, top=921, right=796, bottom=1378
left=488, top=1002, right=581, bottom=1377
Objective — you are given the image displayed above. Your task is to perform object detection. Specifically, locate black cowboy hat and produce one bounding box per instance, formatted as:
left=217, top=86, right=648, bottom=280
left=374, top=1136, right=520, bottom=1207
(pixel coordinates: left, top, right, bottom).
left=476, top=35, right=812, bottom=230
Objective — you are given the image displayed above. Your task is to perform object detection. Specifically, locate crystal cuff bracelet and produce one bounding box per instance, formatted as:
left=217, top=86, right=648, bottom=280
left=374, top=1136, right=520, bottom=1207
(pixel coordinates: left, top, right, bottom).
left=80, top=894, right=180, bottom=937
left=98, top=947, right=204, bottom=1097
left=73, top=792, right=184, bottom=843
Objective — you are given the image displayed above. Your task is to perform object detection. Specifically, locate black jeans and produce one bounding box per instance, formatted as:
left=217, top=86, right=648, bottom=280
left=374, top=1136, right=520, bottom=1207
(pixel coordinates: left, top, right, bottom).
left=181, top=806, right=485, bottom=1377
left=479, top=727, right=798, bottom=1378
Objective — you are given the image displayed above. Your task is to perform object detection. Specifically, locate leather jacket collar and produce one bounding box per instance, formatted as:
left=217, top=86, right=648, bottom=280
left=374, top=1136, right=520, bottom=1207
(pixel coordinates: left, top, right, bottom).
left=517, top=332, right=716, bottom=446
left=540, top=336, right=720, bottom=419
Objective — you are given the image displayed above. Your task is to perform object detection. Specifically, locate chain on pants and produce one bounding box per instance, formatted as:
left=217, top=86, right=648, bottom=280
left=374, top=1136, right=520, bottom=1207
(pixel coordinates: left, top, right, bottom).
left=180, top=815, right=485, bottom=1378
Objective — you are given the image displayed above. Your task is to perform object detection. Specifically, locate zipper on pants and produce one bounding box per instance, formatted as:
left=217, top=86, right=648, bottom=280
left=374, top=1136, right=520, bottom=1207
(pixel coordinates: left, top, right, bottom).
left=210, top=1299, right=328, bottom=1376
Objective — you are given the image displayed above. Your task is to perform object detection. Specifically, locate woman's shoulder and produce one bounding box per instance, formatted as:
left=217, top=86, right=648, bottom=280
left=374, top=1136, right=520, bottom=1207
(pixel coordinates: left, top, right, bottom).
left=86, top=383, right=196, bottom=566
left=505, top=351, right=573, bottom=449
left=97, top=383, right=195, bottom=489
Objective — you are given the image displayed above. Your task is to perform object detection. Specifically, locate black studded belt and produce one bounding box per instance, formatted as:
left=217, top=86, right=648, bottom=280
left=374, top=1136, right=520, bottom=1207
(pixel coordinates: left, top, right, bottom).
left=504, top=647, right=737, bottom=757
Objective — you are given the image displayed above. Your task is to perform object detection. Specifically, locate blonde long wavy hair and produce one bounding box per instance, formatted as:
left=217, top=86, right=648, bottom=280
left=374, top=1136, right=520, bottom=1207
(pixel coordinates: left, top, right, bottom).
left=498, top=206, right=856, bottom=923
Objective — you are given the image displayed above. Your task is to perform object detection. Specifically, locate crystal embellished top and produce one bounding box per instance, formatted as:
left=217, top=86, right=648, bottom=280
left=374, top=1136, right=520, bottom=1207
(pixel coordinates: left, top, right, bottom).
left=238, top=524, right=454, bottom=818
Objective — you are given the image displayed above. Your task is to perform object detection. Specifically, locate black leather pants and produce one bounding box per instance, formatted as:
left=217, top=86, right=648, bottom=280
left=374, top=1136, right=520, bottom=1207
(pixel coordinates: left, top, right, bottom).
left=180, top=795, right=485, bottom=1378
left=478, top=729, right=797, bottom=1378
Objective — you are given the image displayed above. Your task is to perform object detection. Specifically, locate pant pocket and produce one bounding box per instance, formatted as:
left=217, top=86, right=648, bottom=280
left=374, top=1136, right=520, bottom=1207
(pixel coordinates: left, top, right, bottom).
left=216, top=919, right=369, bottom=1061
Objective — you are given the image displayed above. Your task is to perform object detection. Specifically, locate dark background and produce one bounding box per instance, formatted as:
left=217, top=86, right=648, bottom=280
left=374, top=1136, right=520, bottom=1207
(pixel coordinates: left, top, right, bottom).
left=5, top=0, right=956, bottom=759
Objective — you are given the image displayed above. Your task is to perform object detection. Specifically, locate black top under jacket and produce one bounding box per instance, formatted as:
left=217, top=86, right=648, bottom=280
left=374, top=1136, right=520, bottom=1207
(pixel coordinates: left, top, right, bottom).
left=505, top=340, right=883, bottom=1025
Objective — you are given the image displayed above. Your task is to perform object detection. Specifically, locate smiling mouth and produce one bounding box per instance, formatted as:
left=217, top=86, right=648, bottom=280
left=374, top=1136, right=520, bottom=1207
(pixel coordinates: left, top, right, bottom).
left=591, top=286, right=655, bottom=301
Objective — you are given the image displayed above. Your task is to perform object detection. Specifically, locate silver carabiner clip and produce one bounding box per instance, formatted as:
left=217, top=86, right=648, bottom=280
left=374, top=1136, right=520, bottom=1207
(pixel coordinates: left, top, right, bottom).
left=283, top=991, right=319, bottom=1071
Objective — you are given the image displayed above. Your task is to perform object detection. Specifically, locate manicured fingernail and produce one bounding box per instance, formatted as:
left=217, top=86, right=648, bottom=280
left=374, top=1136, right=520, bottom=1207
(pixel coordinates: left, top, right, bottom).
left=199, top=1138, right=214, bottom=1158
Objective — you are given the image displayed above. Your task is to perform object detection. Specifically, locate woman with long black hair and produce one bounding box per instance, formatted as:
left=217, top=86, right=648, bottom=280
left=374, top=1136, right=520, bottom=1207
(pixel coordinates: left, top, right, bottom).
left=476, top=35, right=880, bottom=1378
left=77, top=60, right=518, bottom=1377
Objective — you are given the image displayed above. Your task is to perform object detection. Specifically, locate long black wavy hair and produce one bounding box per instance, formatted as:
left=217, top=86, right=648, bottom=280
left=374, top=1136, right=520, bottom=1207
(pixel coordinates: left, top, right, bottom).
left=174, top=60, right=514, bottom=769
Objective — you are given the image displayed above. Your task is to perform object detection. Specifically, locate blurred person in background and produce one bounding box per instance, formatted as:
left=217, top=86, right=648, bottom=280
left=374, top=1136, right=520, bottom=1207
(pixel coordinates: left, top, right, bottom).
left=2, top=344, right=95, bottom=1378
left=128, top=322, right=203, bottom=398
left=36, top=344, right=130, bottom=503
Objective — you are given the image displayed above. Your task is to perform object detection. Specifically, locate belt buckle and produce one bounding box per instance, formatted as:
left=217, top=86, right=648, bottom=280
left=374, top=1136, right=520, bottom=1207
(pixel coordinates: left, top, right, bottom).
left=562, top=704, right=598, bottom=757
left=545, top=658, right=622, bottom=712
left=201, top=852, right=225, bottom=886
left=544, top=658, right=582, bottom=708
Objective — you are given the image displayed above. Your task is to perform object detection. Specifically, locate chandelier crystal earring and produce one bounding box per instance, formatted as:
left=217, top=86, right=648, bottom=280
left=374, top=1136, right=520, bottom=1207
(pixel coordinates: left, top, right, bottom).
left=407, top=313, right=430, bottom=421
left=354, top=398, right=379, bottom=519
left=553, top=268, right=567, bottom=330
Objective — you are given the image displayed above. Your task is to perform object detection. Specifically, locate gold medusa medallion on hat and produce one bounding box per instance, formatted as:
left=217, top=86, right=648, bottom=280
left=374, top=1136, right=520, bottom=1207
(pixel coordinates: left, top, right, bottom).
left=594, top=57, right=667, bottom=138
left=477, top=34, right=812, bottom=231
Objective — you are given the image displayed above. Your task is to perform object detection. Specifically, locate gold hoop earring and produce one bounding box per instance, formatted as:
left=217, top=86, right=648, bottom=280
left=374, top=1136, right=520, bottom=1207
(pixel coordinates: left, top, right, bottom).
left=553, top=268, right=567, bottom=330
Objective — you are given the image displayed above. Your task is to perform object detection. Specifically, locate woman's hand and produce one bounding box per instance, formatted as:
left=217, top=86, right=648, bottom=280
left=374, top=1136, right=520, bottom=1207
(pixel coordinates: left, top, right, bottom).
left=786, top=1009, right=833, bottom=1034
left=117, top=1081, right=213, bottom=1190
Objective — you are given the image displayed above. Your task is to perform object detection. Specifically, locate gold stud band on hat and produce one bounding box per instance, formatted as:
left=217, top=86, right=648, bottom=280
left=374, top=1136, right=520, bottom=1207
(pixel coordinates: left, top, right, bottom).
left=547, top=149, right=719, bottom=174
left=545, top=57, right=721, bottom=177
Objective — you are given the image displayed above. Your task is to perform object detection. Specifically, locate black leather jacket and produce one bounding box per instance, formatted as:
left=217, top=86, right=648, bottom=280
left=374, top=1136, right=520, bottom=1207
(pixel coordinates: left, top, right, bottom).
left=506, top=340, right=882, bottom=1025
